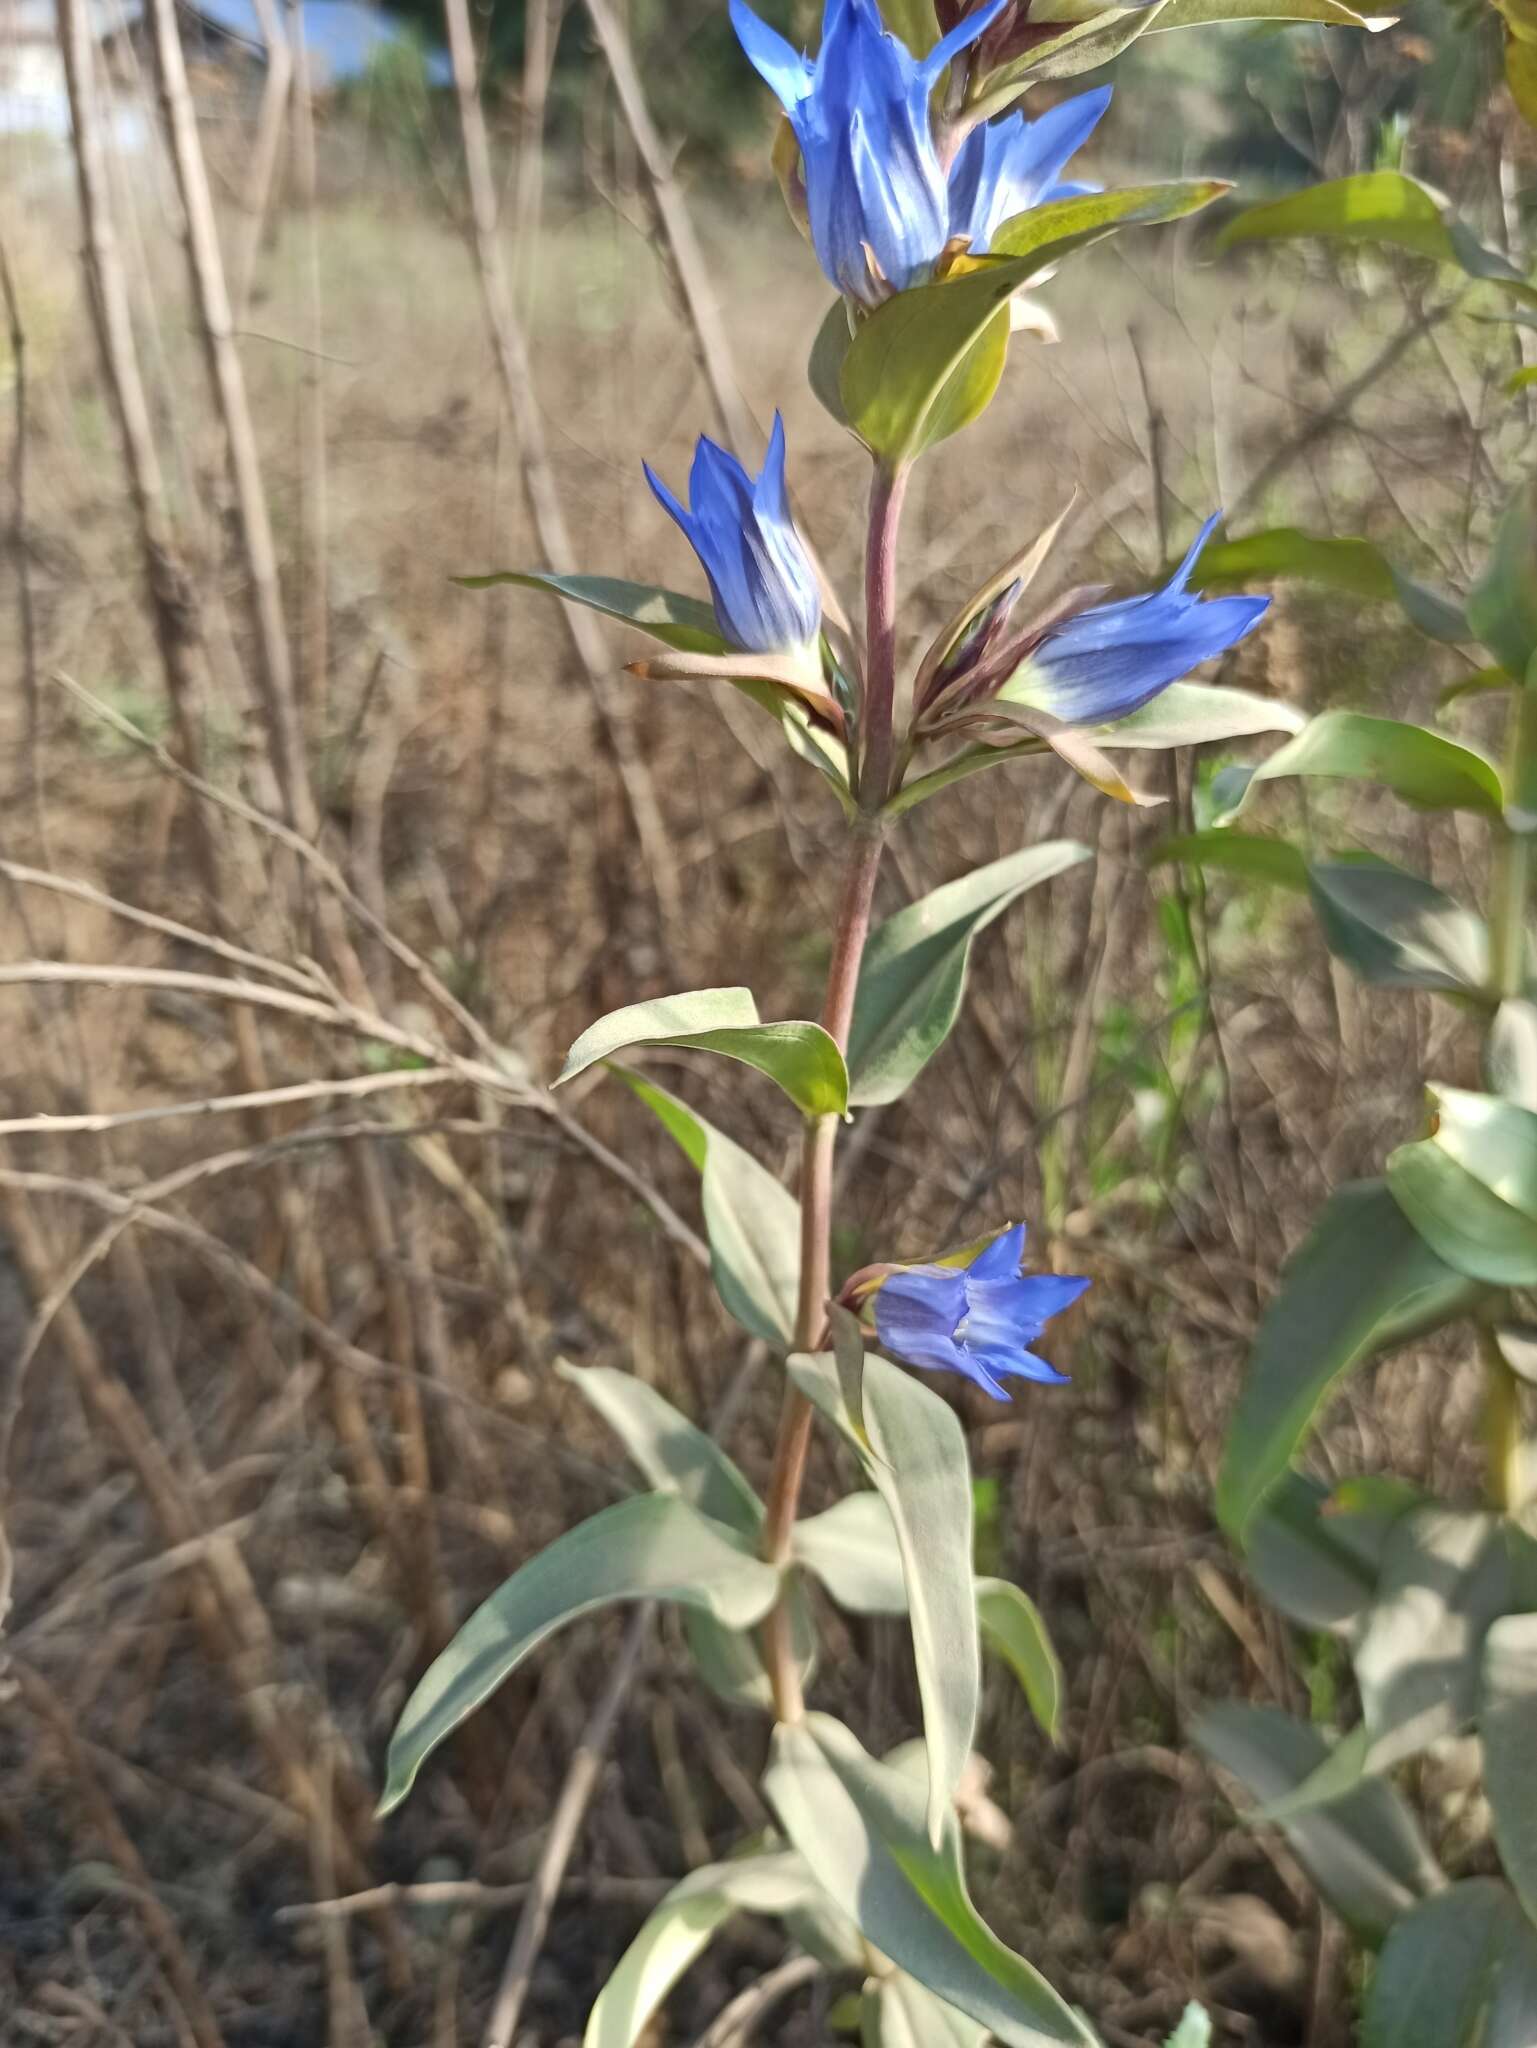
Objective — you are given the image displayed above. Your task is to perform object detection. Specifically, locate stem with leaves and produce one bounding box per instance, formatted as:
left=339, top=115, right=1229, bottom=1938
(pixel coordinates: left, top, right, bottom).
left=759, top=462, right=909, bottom=1722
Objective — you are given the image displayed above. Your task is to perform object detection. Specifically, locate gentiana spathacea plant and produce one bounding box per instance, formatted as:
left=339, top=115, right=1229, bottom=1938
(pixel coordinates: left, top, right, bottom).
left=380, top=2, right=1386, bottom=2041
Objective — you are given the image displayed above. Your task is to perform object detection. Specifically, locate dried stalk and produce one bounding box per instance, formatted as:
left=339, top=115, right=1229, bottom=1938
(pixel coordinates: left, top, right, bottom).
left=440, top=0, right=681, bottom=931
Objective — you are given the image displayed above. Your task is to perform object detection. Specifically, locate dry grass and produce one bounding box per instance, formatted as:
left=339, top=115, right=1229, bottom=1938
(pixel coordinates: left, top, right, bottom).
left=0, top=60, right=1526, bottom=2048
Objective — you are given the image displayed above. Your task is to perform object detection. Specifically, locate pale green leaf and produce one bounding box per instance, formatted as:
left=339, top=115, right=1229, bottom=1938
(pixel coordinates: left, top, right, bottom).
left=864, top=1975, right=991, bottom=2048
left=1150, top=830, right=1310, bottom=890
left=846, top=842, right=1091, bottom=1107
left=789, top=1352, right=980, bottom=1843
left=1309, top=863, right=1488, bottom=995
left=585, top=1850, right=824, bottom=2048
left=1226, top=710, right=1504, bottom=820
left=455, top=571, right=724, bottom=653
left=792, top=1491, right=909, bottom=1615
left=1195, top=1702, right=1442, bottom=1944
left=555, top=1362, right=761, bottom=1533
left=1217, top=1180, right=1482, bottom=1538
left=1482, top=1614, right=1537, bottom=1926
left=976, top=1578, right=1063, bottom=1742
left=767, top=1714, right=1095, bottom=2047
left=1087, top=682, right=1305, bottom=750
left=379, top=1494, right=780, bottom=1813
left=1361, top=1882, right=1537, bottom=2047
left=558, top=987, right=848, bottom=1119
left=615, top=1070, right=801, bottom=1345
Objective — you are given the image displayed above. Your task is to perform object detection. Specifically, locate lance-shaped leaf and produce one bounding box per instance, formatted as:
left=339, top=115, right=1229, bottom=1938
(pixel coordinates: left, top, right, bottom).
left=792, top=1490, right=909, bottom=1615
left=1162, top=2010, right=1212, bottom=2048
left=1351, top=1508, right=1510, bottom=1772
left=1218, top=171, right=1535, bottom=299
left=1156, top=0, right=1388, bottom=20
left=1089, top=682, right=1306, bottom=751
left=1488, top=1000, right=1537, bottom=1111
left=977, top=1578, right=1063, bottom=1742
left=1388, top=1087, right=1537, bottom=1286
left=1309, top=863, right=1489, bottom=996
left=1244, top=1470, right=1414, bottom=1634
left=455, top=571, right=725, bottom=652
left=559, top=988, right=848, bottom=1120
left=1151, top=830, right=1310, bottom=890
left=864, top=1974, right=990, bottom=2048
left=1190, top=527, right=1469, bottom=643
left=1217, top=1180, right=1483, bottom=1539
left=614, top=1070, right=800, bottom=1345
left=584, top=1849, right=832, bottom=2048
left=767, top=1714, right=1096, bottom=2047
left=970, top=5, right=1169, bottom=108
left=840, top=185, right=1225, bottom=464
left=625, top=647, right=844, bottom=729
left=379, top=1494, right=780, bottom=1813
left=1360, top=1881, right=1537, bottom=2048
left=1194, top=1702, right=1443, bottom=1945
left=555, top=1362, right=761, bottom=1532
left=846, top=842, right=1091, bottom=1107
left=789, top=1351, right=979, bottom=1843
left=1482, top=1614, right=1537, bottom=1926
left=1223, top=710, right=1504, bottom=821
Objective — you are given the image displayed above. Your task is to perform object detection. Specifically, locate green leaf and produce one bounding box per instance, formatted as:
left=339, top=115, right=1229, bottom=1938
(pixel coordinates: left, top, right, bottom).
left=1085, top=681, right=1306, bottom=750
left=1361, top=1881, right=1537, bottom=2048
left=1227, top=710, right=1504, bottom=820
left=846, top=843, right=1091, bottom=1108
left=454, top=571, right=724, bottom=653
left=1245, top=1471, right=1405, bottom=1632
left=379, top=1494, right=780, bottom=1814
left=1482, top=1615, right=1537, bottom=1927
left=1218, top=1180, right=1483, bottom=1539
left=1194, top=1702, right=1443, bottom=1944
left=1151, top=829, right=1310, bottom=889
left=1155, top=0, right=1386, bottom=21
left=614, top=1070, right=801, bottom=1345
left=810, top=299, right=854, bottom=429
left=976, top=1579, right=1063, bottom=1742
left=1161, top=2008, right=1212, bottom=2048
left=1388, top=1091, right=1537, bottom=1285
left=864, top=1976, right=991, bottom=2048
left=792, top=1491, right=909, bottom=1615
left=1354, top=1508, right=1511, bottom=1770
left=1488, top=1001, right=1537, bottom=1111
left=557, top=987, right=848, bottom=1119
left=1190, top=527, right=1469, bottom=642
left=555, top=1362, right=761, bottom=1533
left=1217, top=171, right=1533, bottom=295
left=971, top=5, right=1169, bottom=104
left=839, top=185, right=1225, bottom=463
left=682, top=1584, right=817, bottom=1714
left=584, top=1850, right=825, bottom=2048
left=789, top=1352, right=980, bottom=1844
left=767, top=1714, right=1096, bottom=2047
left=1309, top=862, right=1489, bottom=995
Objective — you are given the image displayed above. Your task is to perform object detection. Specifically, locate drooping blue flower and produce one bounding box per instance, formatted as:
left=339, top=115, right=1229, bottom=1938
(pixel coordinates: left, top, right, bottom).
left=872, top=1224, right=1088, bottom=1401
left=643, top=413, right=821, bottom=658
left=946, top=87, right=1111, bottom=254
left=730, top=0, right=1010, bottom=307
left=1009, top=515, right=1270, bottom=726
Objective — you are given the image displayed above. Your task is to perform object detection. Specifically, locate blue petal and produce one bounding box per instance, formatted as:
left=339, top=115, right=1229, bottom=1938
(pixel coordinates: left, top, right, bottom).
left=1168, top=510, right=1222, bottom=595
left=754, top=410, right=793, bottom=529
left=643, top=459, right=698, bottom=550
left=973, top=1346, right=1071, bottom=1388
left=922, top=0, right=1010, bottom=80
left=730, top=0, right=814, bottom=110
left=874, top=1268, right=969, bottom=1376
left=961, top=1272, right=1089, bottom=1356
left=967, top=1222, right=1027, bottom=1281
left=947, top=88, right=1109, bottom=252
left=1032, top=593, right=1270, bottom=723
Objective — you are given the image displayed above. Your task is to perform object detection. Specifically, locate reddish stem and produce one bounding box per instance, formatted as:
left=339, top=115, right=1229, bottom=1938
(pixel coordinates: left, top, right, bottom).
left=759, top=466, right=909, bottom=1723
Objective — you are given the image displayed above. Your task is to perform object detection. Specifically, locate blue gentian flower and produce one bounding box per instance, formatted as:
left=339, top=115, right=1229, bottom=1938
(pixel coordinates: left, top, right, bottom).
left=730, top=0, right=1009, bottom=307
left=643, top=414, right=821, bottom=658
left=872, top=1224, right=1088, bottom=1401
left=946, top=87, right=1111, bottom=254
left=1009, top=515, right=1270, bottom=726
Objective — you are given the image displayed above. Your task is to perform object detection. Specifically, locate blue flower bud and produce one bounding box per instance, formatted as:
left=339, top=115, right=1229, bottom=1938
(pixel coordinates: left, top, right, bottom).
left=1007, top=514, right=1270, bottom=726
left=871, top=1223, right=1088, bottom=1401
left=946, top=87, right=1110, bottom=253
left=731, top=0, right=1009, bottom=307
left=643, top=413, right=821, bottom=659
